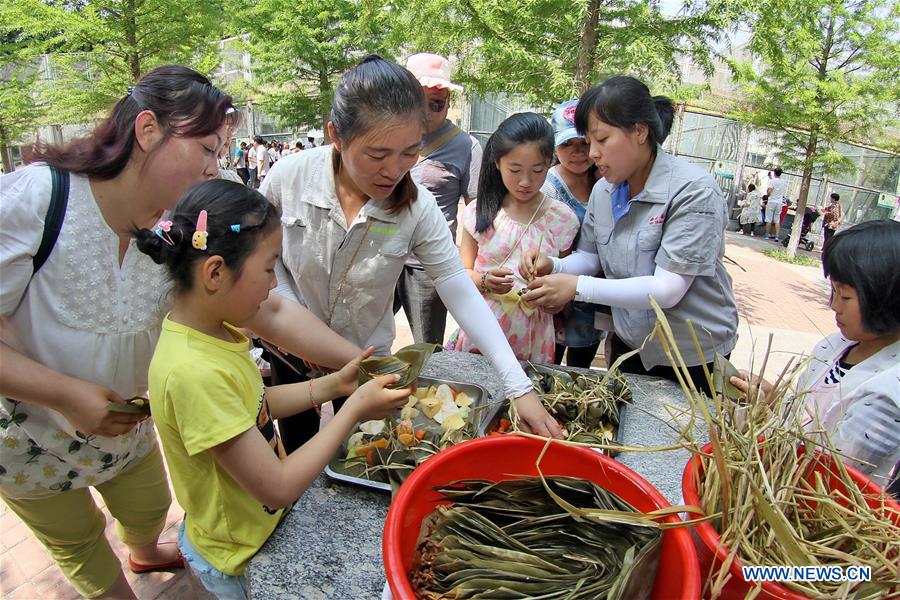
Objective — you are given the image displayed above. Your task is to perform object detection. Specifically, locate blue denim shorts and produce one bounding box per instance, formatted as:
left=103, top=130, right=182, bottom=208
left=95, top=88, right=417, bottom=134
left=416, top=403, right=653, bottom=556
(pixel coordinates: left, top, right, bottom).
left=178, top=523, right=249, bottom=599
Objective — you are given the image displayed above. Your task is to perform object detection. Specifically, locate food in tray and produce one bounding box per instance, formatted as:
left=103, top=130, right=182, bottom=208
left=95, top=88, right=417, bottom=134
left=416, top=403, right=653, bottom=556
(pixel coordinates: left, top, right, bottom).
left=487, top=364, right=630, bottom=448
left=340, top=383, right=484, bottom=490
left=409, top=476, right=662, bottom=599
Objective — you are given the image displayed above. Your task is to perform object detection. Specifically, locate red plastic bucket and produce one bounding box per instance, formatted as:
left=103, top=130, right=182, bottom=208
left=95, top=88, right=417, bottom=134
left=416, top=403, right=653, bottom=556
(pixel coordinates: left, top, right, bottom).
left=682, top=443, right=900, bottom=599
left=384, top=435, right=701, bottom=599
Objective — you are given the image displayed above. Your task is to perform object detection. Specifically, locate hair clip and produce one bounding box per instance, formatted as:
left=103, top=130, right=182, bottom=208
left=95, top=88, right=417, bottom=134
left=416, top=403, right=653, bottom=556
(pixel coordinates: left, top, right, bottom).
left=230, top=224, right=241, bottom=233
left=192, top=210, right=209, bottom=250
left=154, top=220, right=175, bottom=246
left=126, top=86, right=134, bottom=96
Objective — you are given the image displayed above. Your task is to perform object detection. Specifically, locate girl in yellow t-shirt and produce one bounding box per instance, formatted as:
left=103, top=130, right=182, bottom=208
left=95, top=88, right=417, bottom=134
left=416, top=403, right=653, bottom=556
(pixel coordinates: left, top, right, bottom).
left=136, top=179, right=410, bottom=598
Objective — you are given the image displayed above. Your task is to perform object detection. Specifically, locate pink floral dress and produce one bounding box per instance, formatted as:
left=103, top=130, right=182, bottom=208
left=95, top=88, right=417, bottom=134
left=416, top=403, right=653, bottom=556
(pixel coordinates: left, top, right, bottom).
left=450, top=198, right=579, bottom=363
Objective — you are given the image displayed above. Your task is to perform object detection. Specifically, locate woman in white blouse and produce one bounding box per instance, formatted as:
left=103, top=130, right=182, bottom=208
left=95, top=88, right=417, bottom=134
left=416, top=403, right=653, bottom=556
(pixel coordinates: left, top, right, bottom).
left=0, top=66, right=357, bottom=599
left=262, top=56, right=562, bottom=452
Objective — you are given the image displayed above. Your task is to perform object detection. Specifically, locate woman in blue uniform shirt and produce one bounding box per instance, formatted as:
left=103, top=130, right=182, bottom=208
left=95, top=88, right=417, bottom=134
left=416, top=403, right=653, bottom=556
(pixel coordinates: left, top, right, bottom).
left=522, top=76, right=739, bottom=395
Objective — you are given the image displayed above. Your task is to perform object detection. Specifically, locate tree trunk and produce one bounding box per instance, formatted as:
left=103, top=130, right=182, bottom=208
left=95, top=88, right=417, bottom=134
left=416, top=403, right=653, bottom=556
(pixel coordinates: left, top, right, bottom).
left=785, top=131, right=817, bottom=260
left=574, top=0, right=602, bottom=93
left=1, top=144, right=13, bottom=173
left=785, top=15, right=832, bottom=260
left=125, top=0, right=141, bottom=81
left=319, top=69, right=330, bottom=142
left=0, top=123, right=13, bottom=173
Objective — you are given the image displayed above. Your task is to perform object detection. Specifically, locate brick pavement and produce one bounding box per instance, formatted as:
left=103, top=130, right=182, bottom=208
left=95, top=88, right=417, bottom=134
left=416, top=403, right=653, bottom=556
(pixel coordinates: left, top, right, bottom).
left=1, top=457, right=202, bottom=600
left=1, top=231, right=836, bottom=599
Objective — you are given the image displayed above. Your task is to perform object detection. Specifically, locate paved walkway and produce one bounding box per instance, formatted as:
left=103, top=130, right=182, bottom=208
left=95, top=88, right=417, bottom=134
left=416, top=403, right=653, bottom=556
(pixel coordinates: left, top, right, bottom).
left=1, top=231, right=836, bottom=599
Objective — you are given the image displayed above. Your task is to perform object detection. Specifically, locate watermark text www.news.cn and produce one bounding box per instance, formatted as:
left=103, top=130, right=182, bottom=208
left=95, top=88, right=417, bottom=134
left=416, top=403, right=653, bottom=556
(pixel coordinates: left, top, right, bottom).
left=742, top=565, right=872, bottom=583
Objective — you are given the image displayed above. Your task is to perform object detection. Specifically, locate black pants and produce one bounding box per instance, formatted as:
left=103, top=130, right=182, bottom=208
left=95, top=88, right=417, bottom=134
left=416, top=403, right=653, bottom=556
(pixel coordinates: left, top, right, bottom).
left=554, top=342, right=601, bottom=369
left=392, top=265, right=447, bottom=345
left=823, top=227, right=835, bottom=246
left=608, top=334, right=725, bottom=398
left=267, top=349, right=346, bottom=454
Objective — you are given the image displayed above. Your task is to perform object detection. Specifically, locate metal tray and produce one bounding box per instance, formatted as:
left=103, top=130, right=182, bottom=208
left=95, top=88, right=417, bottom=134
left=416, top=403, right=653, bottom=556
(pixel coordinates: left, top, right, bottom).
left=324, top=376, right=496, bottom=492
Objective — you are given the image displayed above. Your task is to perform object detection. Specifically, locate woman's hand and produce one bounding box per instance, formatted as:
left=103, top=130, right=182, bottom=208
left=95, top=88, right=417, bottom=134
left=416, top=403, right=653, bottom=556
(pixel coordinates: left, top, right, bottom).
left=519, top=249, right=554, bottom=281
left=514, top=391, right=563, bottom=438
left=344, top=375, right=411, bottom=422
left=64, top=381, right=146, bottom=438
left=729, top=370, right=773, bottom=398
left=330, top=347, right=375, bottom=398
left=522, top=274, right=578, bottom=308
left=482, top=268, right=515, bottom=295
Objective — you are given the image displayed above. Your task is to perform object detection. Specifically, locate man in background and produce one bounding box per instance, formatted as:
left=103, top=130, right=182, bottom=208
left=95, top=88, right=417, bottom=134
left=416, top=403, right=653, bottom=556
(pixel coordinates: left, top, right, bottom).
left=393, top=53, right=483, bottom=345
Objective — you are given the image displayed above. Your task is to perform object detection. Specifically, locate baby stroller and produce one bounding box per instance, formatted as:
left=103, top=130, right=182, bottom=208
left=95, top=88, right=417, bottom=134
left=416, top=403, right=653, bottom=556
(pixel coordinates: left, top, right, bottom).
left=782, top=206, right=820, bottom=251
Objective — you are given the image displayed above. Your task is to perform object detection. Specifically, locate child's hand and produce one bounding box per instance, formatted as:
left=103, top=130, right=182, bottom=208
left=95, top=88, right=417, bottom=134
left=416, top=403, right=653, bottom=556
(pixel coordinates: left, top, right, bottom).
left=729, top=370, right=774, bottom=398
left=485, top=268, right=515, bottom=294
left=330, top=347, right=375, bottom=398
left=519, top=249, right=554, bottom=281
left=345, top=375, right=411, bottom=422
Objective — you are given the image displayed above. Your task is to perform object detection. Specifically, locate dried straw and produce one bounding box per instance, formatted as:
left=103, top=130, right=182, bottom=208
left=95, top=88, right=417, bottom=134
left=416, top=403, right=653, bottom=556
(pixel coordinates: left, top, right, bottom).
left=647, top=298, right=899, bottom=599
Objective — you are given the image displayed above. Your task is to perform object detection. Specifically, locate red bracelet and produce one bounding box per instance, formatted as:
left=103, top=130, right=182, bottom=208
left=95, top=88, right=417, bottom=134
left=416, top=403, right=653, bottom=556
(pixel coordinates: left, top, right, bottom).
left=309, top=378, right=321, bottom=416
left=480, top=272, right=489, bottom=294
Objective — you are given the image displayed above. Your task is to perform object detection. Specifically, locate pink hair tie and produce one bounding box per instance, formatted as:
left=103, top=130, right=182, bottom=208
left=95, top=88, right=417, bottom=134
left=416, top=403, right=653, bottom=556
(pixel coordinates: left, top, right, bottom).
left=154, top=220, right=175, bottom=246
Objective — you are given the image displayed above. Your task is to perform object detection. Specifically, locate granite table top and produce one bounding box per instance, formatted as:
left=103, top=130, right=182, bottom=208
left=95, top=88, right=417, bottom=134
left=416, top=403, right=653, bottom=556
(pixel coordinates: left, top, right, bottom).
left=247, top=350, right=697, bottom=599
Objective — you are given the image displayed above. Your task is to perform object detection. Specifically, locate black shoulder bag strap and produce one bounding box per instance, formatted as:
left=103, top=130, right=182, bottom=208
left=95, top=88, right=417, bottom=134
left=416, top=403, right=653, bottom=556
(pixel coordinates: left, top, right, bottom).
left=32, top=166, right=70, bottom=274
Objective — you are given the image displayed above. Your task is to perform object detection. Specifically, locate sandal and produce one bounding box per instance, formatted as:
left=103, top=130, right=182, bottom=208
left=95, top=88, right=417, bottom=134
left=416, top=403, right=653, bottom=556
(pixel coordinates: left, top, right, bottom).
left=128, top=541, right=186, bottom=573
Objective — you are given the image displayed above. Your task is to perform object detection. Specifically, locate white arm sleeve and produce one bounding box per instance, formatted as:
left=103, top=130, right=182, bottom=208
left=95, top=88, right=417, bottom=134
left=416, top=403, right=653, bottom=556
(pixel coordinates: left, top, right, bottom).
left=272, top=258, right=303, bottom=305
left=574, top=265, right=694, bottom=310
left=550, top=249, right=601, bottom=275
left=434, top=270, right=533, bottom=398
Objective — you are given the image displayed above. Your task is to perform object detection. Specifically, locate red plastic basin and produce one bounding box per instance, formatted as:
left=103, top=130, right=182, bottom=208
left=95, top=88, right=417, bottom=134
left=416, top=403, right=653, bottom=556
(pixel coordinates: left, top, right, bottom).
left=384, top=435, right=701, bottom=599
left=682, top=443, right=900, bottom=599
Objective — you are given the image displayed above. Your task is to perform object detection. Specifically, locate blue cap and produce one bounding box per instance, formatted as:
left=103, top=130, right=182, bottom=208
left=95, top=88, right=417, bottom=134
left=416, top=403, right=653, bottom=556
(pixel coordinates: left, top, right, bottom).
left=551, top=99, right=581, bottom=147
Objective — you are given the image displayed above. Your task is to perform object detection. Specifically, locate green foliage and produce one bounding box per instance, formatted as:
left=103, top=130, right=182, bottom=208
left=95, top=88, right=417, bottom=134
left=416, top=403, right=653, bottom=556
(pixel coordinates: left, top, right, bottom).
left=763, top=248, right=820, bottom=266
left=728, top=0, right=900, bottom=176
left=388, top=0, right=739, bottom=108
left=1, top=0, right=226, bottom=125
left=0, top=19, right=45, bottom=149
left=0, top=64, right=43, bottom=146
left=729, top=0, right=898, bottom=257
left=236, top=0, right=395, bottom=132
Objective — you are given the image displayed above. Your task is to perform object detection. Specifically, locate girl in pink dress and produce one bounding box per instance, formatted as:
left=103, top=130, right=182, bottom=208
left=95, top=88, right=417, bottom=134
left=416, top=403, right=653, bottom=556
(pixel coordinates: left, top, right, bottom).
left=448, top=113, right=580, bottom=363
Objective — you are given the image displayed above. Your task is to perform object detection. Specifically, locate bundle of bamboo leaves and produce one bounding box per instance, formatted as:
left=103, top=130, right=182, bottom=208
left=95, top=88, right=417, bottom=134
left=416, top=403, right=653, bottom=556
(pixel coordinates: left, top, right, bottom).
left=410, top=476, right=663, bottom=600
left=648, top=299, right=900, bottom=599
left=358, top=343, right=442, bottom=389
left=505, top=364, right=629, bottom=447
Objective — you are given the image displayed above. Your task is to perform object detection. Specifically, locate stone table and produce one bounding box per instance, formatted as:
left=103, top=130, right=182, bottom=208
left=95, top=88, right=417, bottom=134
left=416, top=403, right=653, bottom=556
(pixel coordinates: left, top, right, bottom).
left=247, top=351, right=696, bottom=599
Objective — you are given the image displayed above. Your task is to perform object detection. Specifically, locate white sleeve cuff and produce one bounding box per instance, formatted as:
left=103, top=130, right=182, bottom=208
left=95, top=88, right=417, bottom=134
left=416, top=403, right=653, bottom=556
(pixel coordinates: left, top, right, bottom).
left=550, top=256, right=562, bottom=274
